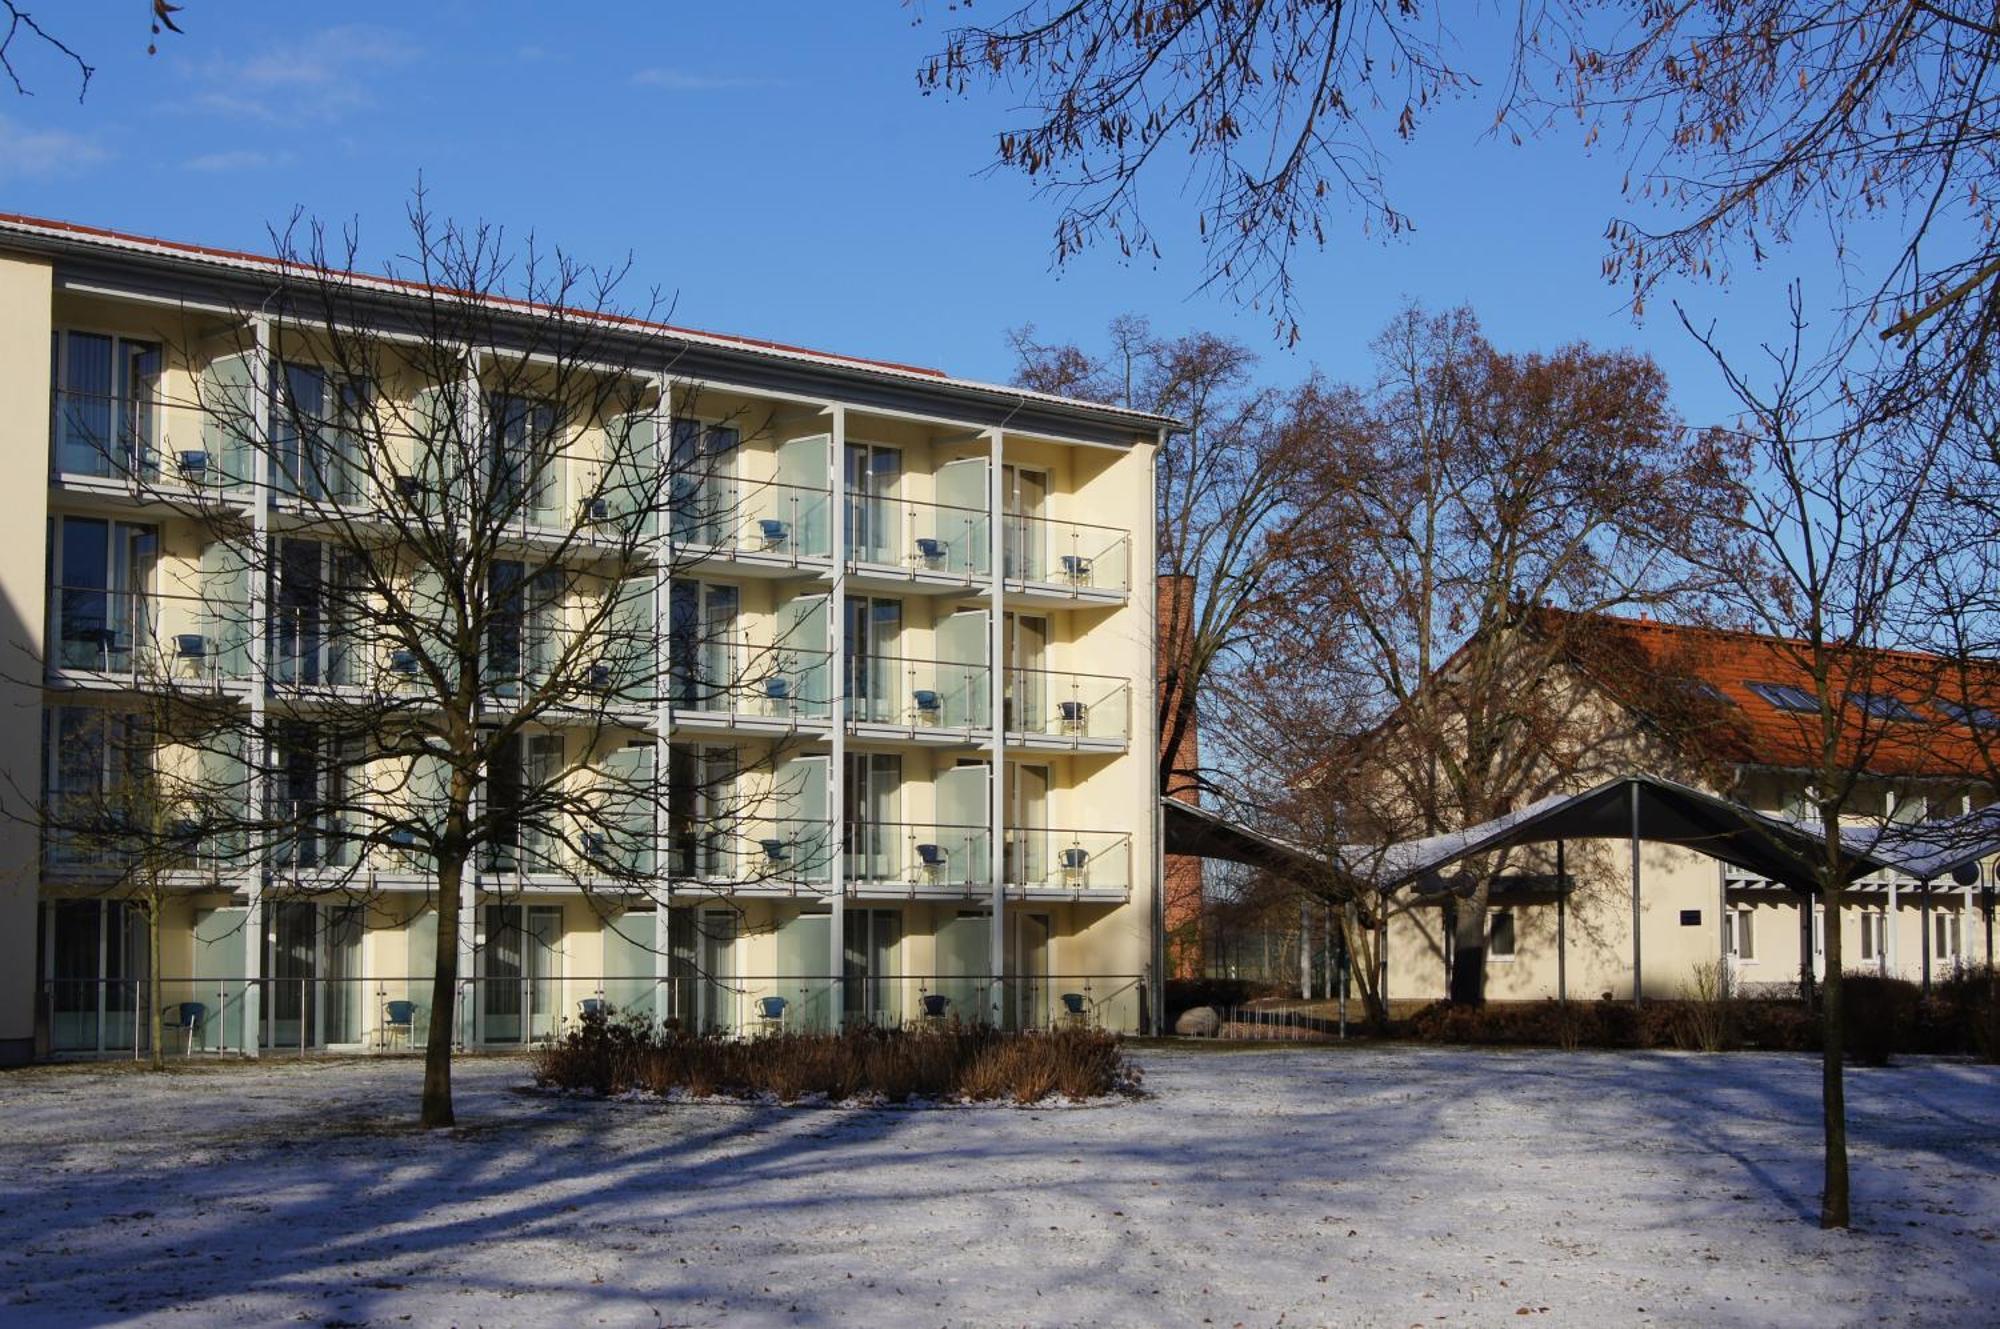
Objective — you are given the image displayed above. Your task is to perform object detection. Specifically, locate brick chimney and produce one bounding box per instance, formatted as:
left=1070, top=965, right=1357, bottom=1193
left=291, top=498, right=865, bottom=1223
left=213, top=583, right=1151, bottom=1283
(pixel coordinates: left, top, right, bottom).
left=1158, top=573, right=1204, bottom=978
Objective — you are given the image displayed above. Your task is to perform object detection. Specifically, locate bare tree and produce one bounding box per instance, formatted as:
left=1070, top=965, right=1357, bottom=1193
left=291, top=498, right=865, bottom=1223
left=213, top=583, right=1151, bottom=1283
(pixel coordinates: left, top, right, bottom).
left=1682, top=291, right=1951, bottom=1230
left=921, top=1, right=1485, bottom=339
left=2, top=1, right=183, bottom=99
left=34, top=194, right=810, bottom=1125
left=1238, top=303, right=1742, bottom=1005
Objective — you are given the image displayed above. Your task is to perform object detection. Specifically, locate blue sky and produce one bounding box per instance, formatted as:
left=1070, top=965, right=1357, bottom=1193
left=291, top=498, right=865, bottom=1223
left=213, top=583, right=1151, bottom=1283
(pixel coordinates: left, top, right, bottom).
left=0, top=3, right=1866, bottom=426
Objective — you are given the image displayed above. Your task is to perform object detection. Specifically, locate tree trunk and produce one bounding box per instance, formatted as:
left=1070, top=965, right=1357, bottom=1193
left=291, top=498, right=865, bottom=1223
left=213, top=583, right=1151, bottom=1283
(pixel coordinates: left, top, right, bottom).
left=1819, top=879, right=1850, bottom=1228
left=421, top=851, right=465, bottom=1129
left=148, top=889, right=164, bottom=1071
left=1447, top=887, right=1488, bottom=1006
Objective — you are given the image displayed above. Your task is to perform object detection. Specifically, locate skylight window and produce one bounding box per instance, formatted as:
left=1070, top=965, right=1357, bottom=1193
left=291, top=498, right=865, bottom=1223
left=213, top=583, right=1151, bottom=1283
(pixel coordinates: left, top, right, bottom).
left=1938, top=700, right=2000, bottom=730
left=1853, top=693, right=1921, bottom=722
left=1747, top=682, right=1819, bottom=714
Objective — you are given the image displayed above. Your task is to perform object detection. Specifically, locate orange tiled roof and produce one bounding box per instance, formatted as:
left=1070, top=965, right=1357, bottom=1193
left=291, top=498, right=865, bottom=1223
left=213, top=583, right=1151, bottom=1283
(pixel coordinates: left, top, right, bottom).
left=1548, top=609, right=2000, bottom=780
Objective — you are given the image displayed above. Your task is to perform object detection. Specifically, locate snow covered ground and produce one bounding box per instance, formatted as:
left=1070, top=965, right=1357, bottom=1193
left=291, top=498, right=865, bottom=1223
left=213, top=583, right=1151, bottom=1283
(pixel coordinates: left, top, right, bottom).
left=1, top=1044, right=1996, bottom=1328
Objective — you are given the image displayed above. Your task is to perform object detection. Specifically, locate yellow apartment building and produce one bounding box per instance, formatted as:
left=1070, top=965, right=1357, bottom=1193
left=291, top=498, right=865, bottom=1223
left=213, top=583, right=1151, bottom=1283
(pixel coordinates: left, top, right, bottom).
left=0, top=213, right=1170, bottom=1061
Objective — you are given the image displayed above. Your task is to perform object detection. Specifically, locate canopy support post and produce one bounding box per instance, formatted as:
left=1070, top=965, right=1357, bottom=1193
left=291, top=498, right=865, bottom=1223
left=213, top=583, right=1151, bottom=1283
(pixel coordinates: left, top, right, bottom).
left=1922, top=879, right=1934, bottom=999
left=1799, top=887, right=1815, bottom=1005
left=1556, top=839, right=1567, bottom=1004
left=1629, top=782, right=1643, bottom=1005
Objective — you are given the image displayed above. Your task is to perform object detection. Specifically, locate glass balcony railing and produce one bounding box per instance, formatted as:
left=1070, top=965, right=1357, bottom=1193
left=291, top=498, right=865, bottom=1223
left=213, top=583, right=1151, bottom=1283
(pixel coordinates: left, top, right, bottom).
left=667, top=646, right=834, bottom=719
left=42, top=792, right=249, bottom=873
left=1003, top=513, right=1131, bottom=592
left=51, top=586, right=251, bottom=683
left=846, top=494, right=991, bottom=577
left=845, top=653, right=990, bottom=727
left=1004, top=667, right=1131, bottom=741
left=1004, top=828, right=1132, bottom=893
left=844, top=820, right=992, bottom=887
left=51, top=389, right=251, bottom=493
left=668, top=475, right=833, bottom=560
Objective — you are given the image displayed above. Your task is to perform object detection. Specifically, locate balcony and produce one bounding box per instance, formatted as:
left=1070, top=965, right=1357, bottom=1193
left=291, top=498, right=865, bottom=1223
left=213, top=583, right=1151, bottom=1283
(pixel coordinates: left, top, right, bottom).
left=1003, top=513, right=1130, bottom=595
left=42, top=792, right=248, bottom=876
left=846, top=494, right=990, bottom=578
left=846, top=653, right=989, bottom=729
left=1004, top=667, right=1131, bottom=745
left=669, top=474, right=834, bottom=564
left=666, top=646, right=835, bottom=728
left=51, top=388, right=250, bottom=496
left=50, top=585, right=251, bottom=687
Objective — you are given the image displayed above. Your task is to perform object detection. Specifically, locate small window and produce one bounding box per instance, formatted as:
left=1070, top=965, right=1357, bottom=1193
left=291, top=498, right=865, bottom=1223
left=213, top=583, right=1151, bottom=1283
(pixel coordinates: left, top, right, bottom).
left=1937, top=912, right=1962, bottom=961
left=1938, top=700, right=2000, bottom=730
left=1853, top=692, right=1920, bottom=721
left=1747, top=682, right=1820, bottom=713
left=1729, top=908, right=1757, bottom=961
left=1488, top=909, right=1516, bottom=959
left=1860, top=910, right=1886, bottom=961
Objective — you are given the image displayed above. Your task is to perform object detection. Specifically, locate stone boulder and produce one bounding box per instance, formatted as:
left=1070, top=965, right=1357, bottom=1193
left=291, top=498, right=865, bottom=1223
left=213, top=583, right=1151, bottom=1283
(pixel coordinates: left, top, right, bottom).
left=1174, top=1005, right=1221, bottom=1038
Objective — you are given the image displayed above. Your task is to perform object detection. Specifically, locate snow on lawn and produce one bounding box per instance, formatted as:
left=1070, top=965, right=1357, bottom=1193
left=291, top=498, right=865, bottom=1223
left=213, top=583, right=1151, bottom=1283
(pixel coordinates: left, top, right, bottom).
left=2, top=1044, right=1996, bottom=1328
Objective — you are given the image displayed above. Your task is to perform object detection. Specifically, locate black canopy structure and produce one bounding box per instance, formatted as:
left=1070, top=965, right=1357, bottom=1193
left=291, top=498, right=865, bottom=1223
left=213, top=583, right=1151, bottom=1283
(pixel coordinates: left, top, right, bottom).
left=1158, top=772, right=1952, bottom=1002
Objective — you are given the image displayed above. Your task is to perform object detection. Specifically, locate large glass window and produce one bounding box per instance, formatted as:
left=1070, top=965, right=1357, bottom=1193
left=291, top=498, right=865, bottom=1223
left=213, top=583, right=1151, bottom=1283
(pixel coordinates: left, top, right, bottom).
left=53, top=516, right=157, bottom=673
left=844, top=596, right=902, bottom=722
left=51, top=331, right=161, bottom=479
left=276, top=363, right=365, bottom=502
left=487, top=395, right=561, bottom=524
left=668, top=580, right=739, bottom=709
left=43, top=900, right=147, bottom=1053
left=844, top=442, right=901, bottom=564
left=669, top=418, right=739, bottom=543
left=843, top=752, right=901, bottom=882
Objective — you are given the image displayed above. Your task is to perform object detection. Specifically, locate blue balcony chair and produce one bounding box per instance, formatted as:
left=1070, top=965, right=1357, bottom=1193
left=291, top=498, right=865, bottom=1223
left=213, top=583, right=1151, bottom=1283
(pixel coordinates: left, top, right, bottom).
left=911, top=688, right=942, bottom=724
left=920, top=993, right=951, bottom=1021
left=758, top=518, right=790, bottom=550
left=914, top=537, right=947, bottom=566
left=1059, top=992, right=1089, bottom=1027
left=1059, top=554, right=1093, bottom=585
left=764, top=676, right=794, bottom=714
left=393, top=474, right=424, bottom=503
left=388, top=649, right=420, bottom=677
left=581, top=496, right=611, bottom=522
left=1057, top=700, right=1088, bottom=735
left=581, top=831, right=608, bottom=862
left=759, top=838, right=791, bottom=867
left=173, top=633, right=208, bottom=661
left=577, top=997, right=611, bottom=1021
left=381, top=999, right=418, bottom=1050
left=915, top=842, right=946, bottom=883
left=1059, top=846, right=1090, bottom=887
left=756, top=996, right=788, bottom=1031
left=584, top=660, right=614, bottom=690
left=164, top=1001, right=205, bottom=1055
left=176, top=450, right=210, bottom=481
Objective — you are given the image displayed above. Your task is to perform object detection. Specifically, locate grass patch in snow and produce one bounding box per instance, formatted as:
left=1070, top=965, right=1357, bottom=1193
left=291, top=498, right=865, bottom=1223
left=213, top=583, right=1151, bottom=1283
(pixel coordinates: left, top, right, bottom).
left=531, top=1015, right=1140, bottom=1105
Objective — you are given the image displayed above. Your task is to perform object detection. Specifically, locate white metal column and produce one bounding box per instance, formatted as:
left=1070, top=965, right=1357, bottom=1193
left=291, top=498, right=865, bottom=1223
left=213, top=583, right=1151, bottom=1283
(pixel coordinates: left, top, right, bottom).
left=987, top=427, right=1006, bottom=1026
left=243, top=311, right=272, bottom=1058
left=652, top=376, right=675, bottom=1027
left=827, top=406, right=847, bottom=1028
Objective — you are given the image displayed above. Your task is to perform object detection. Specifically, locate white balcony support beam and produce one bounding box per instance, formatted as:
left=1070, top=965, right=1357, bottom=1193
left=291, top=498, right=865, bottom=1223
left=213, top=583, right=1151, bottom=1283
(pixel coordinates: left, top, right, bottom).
left=242, top=883, right=263, bottom=1058
left=987, top=426, right=1006, bottom=1027
left=828, top=405, right=847, bottom=1029
left=1887, top=876, right=1900, bottom=979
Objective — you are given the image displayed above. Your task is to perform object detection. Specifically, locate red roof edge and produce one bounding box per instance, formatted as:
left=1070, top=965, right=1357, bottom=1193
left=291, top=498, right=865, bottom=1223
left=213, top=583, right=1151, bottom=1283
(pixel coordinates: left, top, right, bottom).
left=0, top=211, right=951, bottom=380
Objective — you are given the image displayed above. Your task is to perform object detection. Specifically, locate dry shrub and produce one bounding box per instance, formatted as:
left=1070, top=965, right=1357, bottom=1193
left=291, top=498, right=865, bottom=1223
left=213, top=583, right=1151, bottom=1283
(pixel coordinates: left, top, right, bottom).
left=1841, top=975, right=1920, bottom=1067
left=1404, top=995, right=1819, bottom=1052
left=532, top=1015, right=1138, bottom=1105
left=1673, top=962, right=1737, bottom=1053
left=1923, top=969, right=2000, bottom=1062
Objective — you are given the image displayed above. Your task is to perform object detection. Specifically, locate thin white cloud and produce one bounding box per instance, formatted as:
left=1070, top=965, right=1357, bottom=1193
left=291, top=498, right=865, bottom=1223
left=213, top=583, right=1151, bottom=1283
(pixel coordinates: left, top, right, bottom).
left=183, top=149, right=296, bottom=173
left=180, top=25, right=420, bottom=125
left=631, top=67, right=775, bottom=91
left=0, top=116, right=107, bottom=180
